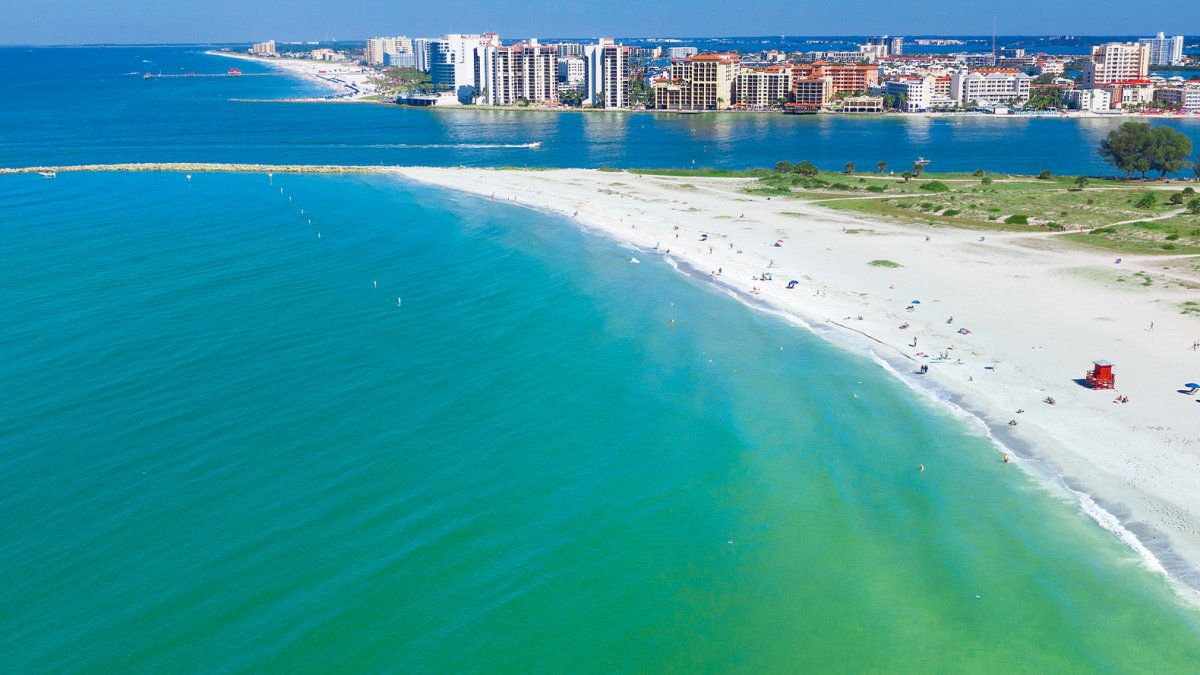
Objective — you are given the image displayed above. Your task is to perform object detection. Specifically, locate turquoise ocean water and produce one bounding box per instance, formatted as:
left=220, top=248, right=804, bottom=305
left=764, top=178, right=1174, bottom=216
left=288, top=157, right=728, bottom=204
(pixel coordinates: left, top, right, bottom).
left=2, top=47, right=1200, bottom=671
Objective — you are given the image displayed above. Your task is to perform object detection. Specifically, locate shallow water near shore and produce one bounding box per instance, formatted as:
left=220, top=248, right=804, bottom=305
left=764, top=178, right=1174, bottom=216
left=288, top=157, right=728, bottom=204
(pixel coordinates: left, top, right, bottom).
left=3, top=45, right=1200, bottom=670
left=2, top=171, right=1200, bottom=670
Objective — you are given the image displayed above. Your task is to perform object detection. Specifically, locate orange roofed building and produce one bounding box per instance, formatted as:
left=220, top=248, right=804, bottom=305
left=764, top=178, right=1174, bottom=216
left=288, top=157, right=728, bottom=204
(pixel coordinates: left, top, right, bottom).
left=651, top=53, right=740, bottom=110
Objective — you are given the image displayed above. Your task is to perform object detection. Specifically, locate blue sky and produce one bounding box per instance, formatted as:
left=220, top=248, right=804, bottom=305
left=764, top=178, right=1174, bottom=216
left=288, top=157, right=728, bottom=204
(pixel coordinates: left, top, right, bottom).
left=1, top=0, right=1196, bottom=45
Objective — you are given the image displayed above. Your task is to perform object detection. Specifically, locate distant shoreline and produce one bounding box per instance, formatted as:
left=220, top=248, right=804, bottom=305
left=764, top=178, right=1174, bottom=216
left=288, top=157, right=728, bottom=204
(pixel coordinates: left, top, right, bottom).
left=203, top=51, right=1200, bottom=121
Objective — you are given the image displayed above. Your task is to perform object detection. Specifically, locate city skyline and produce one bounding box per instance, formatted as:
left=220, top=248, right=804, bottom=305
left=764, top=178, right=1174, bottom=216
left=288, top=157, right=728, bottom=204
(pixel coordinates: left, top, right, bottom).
left=1, top=0, right=1198, bottom=46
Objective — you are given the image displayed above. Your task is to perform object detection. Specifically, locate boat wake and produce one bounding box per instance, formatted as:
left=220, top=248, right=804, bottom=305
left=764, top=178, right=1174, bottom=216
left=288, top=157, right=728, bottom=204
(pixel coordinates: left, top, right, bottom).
left=361, top=142, right=542, bottom=150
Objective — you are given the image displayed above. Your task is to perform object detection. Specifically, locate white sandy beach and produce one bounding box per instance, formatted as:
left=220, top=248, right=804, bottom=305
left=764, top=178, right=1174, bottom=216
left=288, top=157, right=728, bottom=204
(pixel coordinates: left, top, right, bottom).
left=394, top=166, right=1200, bottom=596
left=209, top=51, right=377, bottom=99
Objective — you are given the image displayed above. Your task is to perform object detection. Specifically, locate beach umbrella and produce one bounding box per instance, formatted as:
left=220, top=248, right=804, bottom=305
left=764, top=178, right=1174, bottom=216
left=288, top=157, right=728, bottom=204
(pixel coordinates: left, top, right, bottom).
left=911, top=300, right=921, bottom=304
left=1186, top=382, right=1200, bottom=389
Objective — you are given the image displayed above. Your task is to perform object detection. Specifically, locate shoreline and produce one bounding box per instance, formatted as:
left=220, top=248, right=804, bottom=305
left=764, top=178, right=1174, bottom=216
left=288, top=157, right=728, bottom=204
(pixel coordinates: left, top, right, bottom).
left=206, top=50, right=376, bottom=99
left=210, top=53, right=1200, bottom=120
left=391, top=166, right=1200, bottom=600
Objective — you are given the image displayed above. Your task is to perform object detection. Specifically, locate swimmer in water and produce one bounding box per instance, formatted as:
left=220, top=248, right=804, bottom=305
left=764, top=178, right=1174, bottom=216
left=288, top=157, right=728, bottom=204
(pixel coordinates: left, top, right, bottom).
left=919, top=464, right=925, bottom=472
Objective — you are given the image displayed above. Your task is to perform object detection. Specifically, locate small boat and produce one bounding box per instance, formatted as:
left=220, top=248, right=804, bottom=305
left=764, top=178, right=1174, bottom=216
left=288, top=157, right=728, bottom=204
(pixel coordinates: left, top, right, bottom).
left=38, top=171, right=56, bottom=178
left=915, top=157, right=932, bottom=166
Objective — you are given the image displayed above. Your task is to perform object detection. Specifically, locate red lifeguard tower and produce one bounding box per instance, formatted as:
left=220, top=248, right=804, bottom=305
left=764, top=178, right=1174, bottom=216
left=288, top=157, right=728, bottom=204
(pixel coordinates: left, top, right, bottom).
left=1086, top=360, right=1116, bottom=390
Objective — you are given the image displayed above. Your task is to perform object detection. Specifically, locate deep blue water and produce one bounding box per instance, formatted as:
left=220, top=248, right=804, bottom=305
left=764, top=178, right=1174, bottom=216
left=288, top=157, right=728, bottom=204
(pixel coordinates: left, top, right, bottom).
left=1, top=46, right=1197, bottom=175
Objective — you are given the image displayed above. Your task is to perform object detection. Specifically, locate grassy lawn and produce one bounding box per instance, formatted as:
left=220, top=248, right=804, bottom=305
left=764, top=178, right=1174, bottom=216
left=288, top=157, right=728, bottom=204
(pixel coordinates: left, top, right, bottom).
left=595, top=166, right=1200, bottom=254
left=751, top=170, right=1200, bottom=250
left=610, top=167, right=772, bottom=178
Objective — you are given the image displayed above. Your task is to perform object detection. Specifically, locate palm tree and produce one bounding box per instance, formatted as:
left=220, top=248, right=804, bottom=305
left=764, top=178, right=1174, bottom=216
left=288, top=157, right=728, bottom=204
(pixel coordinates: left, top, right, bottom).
left=876, top=161, right=887, bottom=173
left=845, top=161, right=856, bottom=174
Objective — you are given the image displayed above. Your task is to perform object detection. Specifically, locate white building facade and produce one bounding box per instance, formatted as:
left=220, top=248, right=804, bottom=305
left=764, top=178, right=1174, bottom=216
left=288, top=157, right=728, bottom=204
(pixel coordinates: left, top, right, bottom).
left=477, top=41, right=558, bottom=105
left=951, top=70, right=1032, bottom=106
left=1063, top=88, right=1112, bottom=112
left=558, top=57, right=586, bottom=85
left=1139, top=32, right=1185, bottom=66
left=584, top=39, right=630, bottom=108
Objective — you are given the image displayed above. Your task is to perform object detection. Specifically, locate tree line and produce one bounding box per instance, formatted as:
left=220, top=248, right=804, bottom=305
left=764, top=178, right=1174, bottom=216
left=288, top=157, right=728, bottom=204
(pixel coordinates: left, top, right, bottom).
left=1099, top=122, right=1196, bottom=180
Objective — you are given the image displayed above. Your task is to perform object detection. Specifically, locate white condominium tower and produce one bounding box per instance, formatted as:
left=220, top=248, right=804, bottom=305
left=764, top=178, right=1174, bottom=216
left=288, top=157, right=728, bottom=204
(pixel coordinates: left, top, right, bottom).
left=477, top=40, right=559, bottom=105
left=584, top=38, right=630, bottom=109
left=1138, top=32, right=1185, bottom=66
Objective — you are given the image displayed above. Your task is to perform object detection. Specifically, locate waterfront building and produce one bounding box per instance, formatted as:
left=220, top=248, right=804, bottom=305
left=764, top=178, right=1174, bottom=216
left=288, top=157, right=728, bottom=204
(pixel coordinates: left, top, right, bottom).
left=412, top=38, right=434, bottom=72
left=310, top=48, right=340, bottom=61
left=826, top=63, right=880, bottom=94
left=884, top=75, right=936, bottom=111
left=429, top=40, right=455, bottom=92
left=476, top=40, right=558, bottom=105
left=733, top=65, right=793, bottom=108
left=889, top=37, right=904, bottom=56
left=439, top=33, right=499, bottom=103
left=951, top=69, right=1032, bottom=106
left=558, top=57, right=586, bottom=85
left=554, top=42, right=585, bottom=58
left=366, top=36, right=413, bottom=66
left=1103, top=80, right=1156, bottom=107
left=932, top=76, right=953, bottom=99
left=1154, top=86, right=1200, bottom=110
left=627, top=47, right=657, bottom=60
left=668, top=47, right=699, bottom=59
left=827, top=95, right=884, bottom=113
left=584, top=39, right=630, bottom=108
left=1063, top=87, right=1112, bottom=112
left=1082, top=43, right=1149, bottom=87
left=859, top=43, right=888, bottom=61
left=1139, top=32, right=1185, bottom=66
left=384, top=52, right=417, bottom=68
left=651, top=53, right=739, bottom=111
left=791, top=75, right=832, bottom=107
left=251, top=40, right=276, bottom=56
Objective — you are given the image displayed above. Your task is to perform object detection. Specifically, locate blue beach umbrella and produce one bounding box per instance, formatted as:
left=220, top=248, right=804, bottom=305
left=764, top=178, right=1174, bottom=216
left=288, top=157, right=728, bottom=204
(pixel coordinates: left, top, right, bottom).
left=911, top=300, right=921, bottom=304
left=1186, top=382, right=1200, bottom=389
